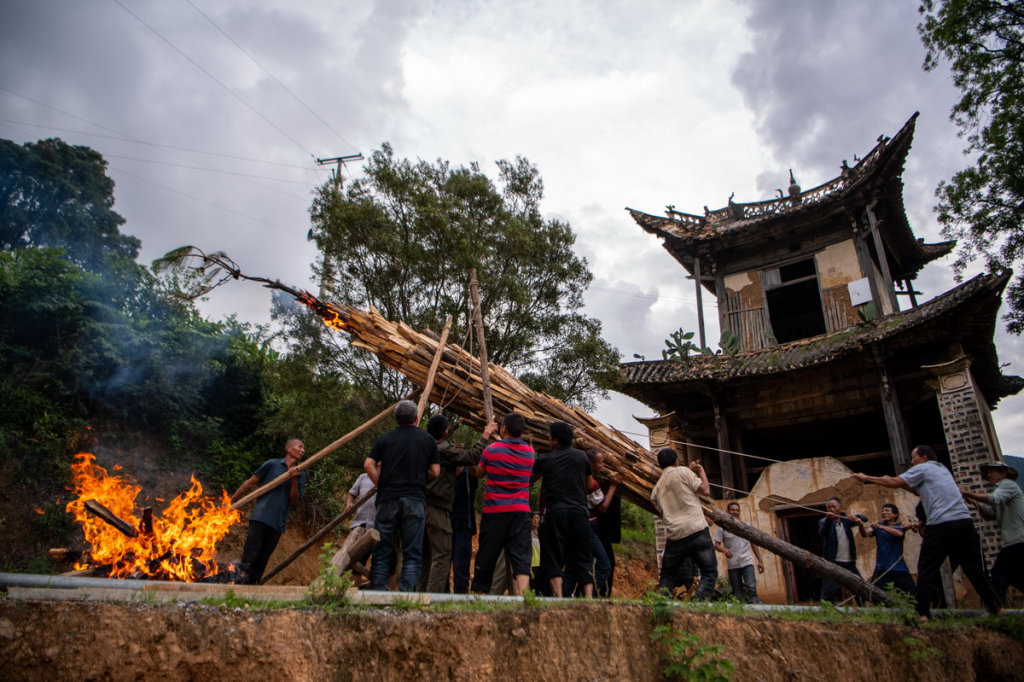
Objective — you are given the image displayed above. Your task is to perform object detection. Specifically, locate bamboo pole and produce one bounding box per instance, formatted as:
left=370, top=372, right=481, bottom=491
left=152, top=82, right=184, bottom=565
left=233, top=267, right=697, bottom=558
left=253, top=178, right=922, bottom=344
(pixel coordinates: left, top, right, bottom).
left=231, top=392, right=419, bottom=511
left=469, top=269, right=493, bottom=423
left=258, top=486, right=377, bottom=584
left=416, top=315, right=453, bottom=421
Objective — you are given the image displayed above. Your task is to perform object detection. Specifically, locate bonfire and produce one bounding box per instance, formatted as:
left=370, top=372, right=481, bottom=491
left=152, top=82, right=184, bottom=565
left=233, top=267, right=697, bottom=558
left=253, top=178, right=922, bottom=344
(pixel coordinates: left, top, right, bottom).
left=60, top=453, right=240, bottom=582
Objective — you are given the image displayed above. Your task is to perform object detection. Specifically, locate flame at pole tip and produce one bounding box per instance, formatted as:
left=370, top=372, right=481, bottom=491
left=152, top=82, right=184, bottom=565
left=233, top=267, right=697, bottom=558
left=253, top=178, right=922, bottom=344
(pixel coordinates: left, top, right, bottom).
left=296, top=290, right=351, bottom=333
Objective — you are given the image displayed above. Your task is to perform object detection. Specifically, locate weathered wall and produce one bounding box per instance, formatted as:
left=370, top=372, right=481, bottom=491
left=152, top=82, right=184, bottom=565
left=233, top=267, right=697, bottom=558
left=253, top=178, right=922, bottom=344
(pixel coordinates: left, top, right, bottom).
left=714, top=457, right=922, bottom=604
left=1, top=600, right=1019, bottom=682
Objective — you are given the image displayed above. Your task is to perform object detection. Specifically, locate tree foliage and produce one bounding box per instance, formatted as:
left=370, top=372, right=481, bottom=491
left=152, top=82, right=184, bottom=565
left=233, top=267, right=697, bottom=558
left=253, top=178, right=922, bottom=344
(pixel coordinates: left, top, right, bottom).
left=0, top=137, right=277, bottom=488
left=0, top=138, right=140, bottom=269
left=918, top=1, right=1024, bottom=330
left=300, top=144, right=619, bottom=410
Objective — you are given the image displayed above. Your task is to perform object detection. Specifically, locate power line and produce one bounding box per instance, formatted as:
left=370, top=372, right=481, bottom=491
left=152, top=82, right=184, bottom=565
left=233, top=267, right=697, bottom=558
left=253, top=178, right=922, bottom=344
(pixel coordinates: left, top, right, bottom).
left=103, top=153, right=317, bottom=188
left=184, top=0, right=359, bottom=154
left=0, top=86, right=317, bottom=207
left=109, top=0, right=315, bottom=158
left=0, top=118, right=317, bottom=169
left=110, top=165, right=304, bottom=236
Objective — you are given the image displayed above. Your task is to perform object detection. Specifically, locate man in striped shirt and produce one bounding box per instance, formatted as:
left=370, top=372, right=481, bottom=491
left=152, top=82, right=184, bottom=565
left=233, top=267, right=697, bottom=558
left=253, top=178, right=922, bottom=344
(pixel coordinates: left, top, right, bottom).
left=471, top=412, right=535, bottom=595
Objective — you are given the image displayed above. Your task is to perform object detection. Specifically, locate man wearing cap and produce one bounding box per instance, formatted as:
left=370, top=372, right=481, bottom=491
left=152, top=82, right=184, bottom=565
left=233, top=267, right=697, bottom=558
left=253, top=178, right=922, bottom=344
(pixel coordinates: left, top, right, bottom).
left=961, top=462, right=1024, bottom=606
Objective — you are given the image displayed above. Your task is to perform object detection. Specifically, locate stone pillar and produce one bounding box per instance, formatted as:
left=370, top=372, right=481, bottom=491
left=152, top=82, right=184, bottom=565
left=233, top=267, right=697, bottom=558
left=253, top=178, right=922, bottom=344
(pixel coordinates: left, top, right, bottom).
left=923, top=356, right=1003, bottom=564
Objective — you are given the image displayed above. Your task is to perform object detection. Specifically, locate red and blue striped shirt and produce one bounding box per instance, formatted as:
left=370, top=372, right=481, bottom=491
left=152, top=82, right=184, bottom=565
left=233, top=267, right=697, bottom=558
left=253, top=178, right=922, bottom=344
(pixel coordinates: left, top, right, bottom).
left=480, top=438, right=535, bottom=514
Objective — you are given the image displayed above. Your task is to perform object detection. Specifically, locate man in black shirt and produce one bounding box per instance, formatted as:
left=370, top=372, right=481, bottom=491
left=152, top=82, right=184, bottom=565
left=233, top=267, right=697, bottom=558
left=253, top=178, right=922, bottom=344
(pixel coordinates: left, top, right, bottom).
left=532, top=421, right=594, bottom=597
left=363, top=400, right=440, bottom=591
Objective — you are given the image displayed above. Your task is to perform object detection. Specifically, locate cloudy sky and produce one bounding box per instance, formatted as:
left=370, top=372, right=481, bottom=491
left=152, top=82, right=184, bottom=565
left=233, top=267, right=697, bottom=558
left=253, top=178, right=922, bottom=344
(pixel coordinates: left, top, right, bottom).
left=2, top=0, right=1021, bottom=452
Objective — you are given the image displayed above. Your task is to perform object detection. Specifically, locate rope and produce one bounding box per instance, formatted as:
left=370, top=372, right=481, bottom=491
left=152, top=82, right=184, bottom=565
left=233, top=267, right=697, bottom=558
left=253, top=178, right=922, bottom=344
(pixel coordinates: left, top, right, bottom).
left=614, top=428, right=861, bottom=477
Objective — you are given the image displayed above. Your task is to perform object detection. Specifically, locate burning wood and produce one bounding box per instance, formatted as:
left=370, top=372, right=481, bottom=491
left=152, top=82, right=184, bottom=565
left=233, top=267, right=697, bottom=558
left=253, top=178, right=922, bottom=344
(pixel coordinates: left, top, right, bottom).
left=83, top=500, right=138, bottom=538
left=64, top=453, right=240, bottom=582
left=48, top=548, right=86, bottom=563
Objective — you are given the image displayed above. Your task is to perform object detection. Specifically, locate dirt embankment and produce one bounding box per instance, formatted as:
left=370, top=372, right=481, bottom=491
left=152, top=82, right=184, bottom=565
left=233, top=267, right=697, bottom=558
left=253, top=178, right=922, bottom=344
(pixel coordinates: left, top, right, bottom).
left=1, top=600, right=1020, bottom=682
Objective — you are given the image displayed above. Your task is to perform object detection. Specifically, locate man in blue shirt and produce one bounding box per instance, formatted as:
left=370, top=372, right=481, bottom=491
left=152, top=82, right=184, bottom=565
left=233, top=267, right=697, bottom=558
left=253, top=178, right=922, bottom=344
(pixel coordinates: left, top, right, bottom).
left=860, top=503, right=916, bottom=598
left=854, top=445, right=1000, bottom=620
left=230, top=438, right=307, bottom=585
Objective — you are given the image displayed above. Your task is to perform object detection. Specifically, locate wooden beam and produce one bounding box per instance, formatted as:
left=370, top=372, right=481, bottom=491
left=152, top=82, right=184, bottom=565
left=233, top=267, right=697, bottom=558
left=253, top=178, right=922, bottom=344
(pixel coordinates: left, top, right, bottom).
left=330, top=526, right=380, bottom=576
left=873, top=348, right=910, bottom=471
left=704, top=502, right=893, bottom=605
left=712, top=397, right=735, bottom=497
left=83, top=500, right=138, bottom=538
left=694, top=255, right=706, bottom=349
left=416, top=315, right=453, bottom=421
left=469, top=268, right=493, bottom=423
left=232, top=392, right=419, bottom=511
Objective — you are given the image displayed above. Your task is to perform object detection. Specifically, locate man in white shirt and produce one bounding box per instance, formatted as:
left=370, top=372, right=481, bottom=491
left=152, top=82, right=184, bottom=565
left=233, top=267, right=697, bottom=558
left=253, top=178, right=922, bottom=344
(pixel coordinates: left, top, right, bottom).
left=651, top=448, right=717, bottom=600
left=854, top=445, right=1000, bottom=621
left=714, top=501, right=764, bottom=603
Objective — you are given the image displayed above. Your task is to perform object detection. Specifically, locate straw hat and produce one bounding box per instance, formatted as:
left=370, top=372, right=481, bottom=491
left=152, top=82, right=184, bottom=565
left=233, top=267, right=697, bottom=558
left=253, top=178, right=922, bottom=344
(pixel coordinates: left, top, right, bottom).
left=979, top=461, right=1019, bottom=480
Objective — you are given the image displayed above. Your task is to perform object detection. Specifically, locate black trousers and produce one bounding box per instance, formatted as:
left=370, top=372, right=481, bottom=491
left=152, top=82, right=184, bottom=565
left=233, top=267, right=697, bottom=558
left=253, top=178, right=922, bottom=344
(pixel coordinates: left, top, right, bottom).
left=659, top=528, right=718, bottom=600
left=916, top=518, right=999, bottom=617
left=821, top=560, right=862, bottom=604
left=991, top=542, right=1024, bottom=606
left=240, top=520, right=282, bottom=585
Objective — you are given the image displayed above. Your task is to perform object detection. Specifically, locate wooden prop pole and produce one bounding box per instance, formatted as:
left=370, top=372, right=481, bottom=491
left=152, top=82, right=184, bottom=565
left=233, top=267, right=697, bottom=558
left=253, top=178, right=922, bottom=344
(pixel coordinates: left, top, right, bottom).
left=702, top=503, right=892, bottom=605
left=231, top=391, right=419, bottom=511
left=416, top=315, right=453, bottom=421
left=330, top=526, right=380, bottom=576
left=259, top=486, right=376, bottom=584
left=468, top=269, right=493, bottom=423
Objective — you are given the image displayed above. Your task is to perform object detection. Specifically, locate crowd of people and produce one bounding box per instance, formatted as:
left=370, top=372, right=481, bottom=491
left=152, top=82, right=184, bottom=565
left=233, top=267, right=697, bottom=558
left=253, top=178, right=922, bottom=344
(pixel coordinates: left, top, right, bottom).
left=230, top=408, right=1024, bottom=617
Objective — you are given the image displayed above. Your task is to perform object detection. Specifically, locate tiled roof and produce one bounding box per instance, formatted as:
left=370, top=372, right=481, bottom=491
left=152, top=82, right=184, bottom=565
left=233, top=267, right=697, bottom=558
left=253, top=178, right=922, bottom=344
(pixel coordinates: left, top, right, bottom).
left=617, top=272, right=1023, bottom=400
left=626, top=113, right=954, bottom=278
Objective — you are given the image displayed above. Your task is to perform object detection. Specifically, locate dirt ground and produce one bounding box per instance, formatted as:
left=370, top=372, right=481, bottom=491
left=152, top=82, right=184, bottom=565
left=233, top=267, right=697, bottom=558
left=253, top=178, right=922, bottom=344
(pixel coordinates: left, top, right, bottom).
left=1, top=599, right=1021, bottom=682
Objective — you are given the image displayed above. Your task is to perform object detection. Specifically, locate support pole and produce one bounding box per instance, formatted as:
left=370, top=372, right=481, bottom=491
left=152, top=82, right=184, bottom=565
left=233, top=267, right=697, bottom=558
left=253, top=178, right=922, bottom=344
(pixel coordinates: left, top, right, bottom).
left=694, top=255, right=706, bottom=349
left=469, top=269, right=493, bottom=423
left=416, top=315, right=453, bottom=421
left=231, top=391, right=420, bottom=510
left=259, top=486, right=377, bottom=584
left=712, top=398, right=736, bottom=497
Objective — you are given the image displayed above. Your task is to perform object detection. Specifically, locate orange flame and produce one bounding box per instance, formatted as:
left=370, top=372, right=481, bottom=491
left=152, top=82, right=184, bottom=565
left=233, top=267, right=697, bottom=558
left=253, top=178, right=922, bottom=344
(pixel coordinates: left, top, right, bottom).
left=65, top=453, right=240, bottom=581
left=34, top=507, right=44, bottom=515
left=297, top=291, right=350, bottom=332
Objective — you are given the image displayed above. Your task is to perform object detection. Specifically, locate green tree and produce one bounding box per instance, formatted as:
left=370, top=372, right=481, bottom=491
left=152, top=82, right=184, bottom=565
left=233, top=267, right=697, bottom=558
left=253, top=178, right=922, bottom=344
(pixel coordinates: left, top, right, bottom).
left=301, top=144, right=620, bottom=410
left=0, top=138, right=140, bottom=269
left=918, top=1, right=1024, bottom=330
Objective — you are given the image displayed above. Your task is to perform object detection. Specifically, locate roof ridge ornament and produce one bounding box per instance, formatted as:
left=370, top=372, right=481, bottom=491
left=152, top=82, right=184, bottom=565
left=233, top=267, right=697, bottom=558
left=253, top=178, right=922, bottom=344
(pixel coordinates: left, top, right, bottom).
left=788, top=169, right=802, bottom=204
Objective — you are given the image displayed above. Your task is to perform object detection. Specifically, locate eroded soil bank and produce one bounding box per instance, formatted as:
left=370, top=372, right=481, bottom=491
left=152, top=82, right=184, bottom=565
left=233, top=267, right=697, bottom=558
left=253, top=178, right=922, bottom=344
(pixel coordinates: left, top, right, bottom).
left=1, top=600, right=1021, bottom=682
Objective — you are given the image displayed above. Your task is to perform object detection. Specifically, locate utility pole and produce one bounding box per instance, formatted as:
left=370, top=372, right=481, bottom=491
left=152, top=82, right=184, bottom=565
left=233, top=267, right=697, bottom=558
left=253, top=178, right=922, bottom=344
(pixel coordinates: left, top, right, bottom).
left=312, top=153, right=363, bottom=298
left=316, top=153, right=364, bottom=190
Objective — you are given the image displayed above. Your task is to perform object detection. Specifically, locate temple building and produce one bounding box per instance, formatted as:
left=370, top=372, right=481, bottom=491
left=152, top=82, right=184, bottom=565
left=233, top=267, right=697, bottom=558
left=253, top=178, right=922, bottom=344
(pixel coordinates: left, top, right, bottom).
left=619, top=113, right=1022, bottom=603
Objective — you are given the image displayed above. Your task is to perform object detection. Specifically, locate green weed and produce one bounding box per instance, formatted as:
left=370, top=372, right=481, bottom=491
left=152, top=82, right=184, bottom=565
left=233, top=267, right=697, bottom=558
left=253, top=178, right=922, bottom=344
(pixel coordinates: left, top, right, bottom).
left=651, top=626, right=734, bottom=681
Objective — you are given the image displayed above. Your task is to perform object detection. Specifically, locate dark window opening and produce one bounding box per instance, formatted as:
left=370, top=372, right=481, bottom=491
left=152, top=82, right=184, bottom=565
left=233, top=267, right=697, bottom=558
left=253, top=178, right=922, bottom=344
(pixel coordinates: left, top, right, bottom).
left=766, top=278, right=827, bottom=343
left=779, top=258, right=815, bottom=282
